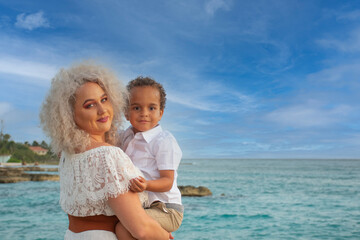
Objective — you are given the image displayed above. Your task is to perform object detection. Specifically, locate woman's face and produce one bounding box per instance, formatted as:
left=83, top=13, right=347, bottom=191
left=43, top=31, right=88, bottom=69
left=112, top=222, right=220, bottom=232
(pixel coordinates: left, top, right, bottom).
left=74, top=82, right=114, bottom=142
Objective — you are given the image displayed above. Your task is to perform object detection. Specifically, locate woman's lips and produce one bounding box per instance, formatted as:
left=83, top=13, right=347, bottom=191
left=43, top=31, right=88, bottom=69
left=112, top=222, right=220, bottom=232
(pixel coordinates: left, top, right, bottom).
left=97, top=116, right=109, bottom=123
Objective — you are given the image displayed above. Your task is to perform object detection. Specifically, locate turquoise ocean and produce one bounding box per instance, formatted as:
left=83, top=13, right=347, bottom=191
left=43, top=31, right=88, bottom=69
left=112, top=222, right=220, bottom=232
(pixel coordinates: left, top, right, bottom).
left=1, top=159, right=359, bottom=240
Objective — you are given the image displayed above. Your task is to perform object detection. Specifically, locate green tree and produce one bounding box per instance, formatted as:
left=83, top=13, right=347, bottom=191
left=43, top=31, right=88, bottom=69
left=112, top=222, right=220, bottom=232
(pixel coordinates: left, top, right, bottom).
left=0, top=119, right=4, bottom=142
left=0, top=133, right=11, bottom=155
left=40, top=140, right=49, bottom=149
left=6, top=141, right=16, bottom=154
left=12, top=148, right=36, bottom=162
left=0, top=133, right=59, bottom=164
left=0, top=147, right=10, bottom=155
left=3, top=134, right=10, bottom=142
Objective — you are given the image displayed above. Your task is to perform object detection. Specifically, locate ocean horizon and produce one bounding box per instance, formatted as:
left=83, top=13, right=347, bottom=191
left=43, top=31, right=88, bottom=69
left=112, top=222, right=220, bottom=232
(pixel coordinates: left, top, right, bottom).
left=1, top=158, right=359, bottom=239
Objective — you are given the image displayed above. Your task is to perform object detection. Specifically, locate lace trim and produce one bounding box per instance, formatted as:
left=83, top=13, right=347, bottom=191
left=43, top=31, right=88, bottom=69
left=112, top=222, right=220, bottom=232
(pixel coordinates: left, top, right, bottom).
left=59, top=146, right=148, bottom=216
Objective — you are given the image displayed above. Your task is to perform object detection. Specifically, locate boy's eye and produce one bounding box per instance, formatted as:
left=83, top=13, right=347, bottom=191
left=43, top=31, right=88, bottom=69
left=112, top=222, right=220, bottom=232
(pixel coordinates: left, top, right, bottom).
left=149, top=107, right=156, bottom=111
left=133, top=106, right=140, bottom=111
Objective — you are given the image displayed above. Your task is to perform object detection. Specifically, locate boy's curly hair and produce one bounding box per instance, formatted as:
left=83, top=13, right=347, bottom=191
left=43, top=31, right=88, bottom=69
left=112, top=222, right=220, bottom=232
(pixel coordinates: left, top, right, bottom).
left=127, top=76, right=167, bottom=110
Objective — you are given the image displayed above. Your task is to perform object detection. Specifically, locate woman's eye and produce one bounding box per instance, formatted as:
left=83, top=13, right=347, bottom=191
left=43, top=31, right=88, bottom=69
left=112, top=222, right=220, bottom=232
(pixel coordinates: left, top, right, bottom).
left=84, top=103, right=94, bottom=109
left=101, top=97, right=107, bottom=103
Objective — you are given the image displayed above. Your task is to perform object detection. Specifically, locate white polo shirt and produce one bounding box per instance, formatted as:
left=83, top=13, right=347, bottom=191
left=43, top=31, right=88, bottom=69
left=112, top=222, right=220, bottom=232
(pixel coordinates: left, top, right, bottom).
left=119, top=125, right=182, bottom=205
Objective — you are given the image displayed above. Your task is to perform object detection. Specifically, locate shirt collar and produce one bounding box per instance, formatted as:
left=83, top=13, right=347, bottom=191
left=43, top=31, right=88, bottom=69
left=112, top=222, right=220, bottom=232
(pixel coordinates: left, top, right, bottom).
left=134, top=124, right=162, bottom=143
left=123, top=126, right=135, bottom=139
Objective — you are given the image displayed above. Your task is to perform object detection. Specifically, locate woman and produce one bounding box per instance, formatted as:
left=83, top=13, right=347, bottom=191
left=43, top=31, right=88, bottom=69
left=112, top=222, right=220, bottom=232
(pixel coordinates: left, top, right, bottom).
left=40, top=62, right=170, bottom=240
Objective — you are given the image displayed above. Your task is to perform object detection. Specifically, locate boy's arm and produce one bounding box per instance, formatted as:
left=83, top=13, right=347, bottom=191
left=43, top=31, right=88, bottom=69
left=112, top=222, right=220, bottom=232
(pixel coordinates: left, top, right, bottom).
left=130, top=170, right=174, bottom=192
left=147, top=170, right=174, bottom=192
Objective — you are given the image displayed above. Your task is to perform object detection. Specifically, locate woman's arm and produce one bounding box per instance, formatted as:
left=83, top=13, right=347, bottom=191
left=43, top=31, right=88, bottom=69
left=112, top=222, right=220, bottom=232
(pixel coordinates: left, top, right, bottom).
left=107, top=191, right=169, bottom=240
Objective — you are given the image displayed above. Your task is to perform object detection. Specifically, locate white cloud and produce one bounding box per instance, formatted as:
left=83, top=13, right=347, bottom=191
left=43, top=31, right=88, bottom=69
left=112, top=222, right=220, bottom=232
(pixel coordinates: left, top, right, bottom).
left=0, top=15, right=11, bottom=28
left=240, top=141, right=271, bottom=151
left=193, top=119, right=212, bottom=126
left=168, top=83, right=255, bottom=113
left=0, top=56, right=57, bottom=82
left=205, top=0, right=230, bottom=16
left=255, top=40, right=293, bottom=74
left=289, top=145, right=328, bottom=151
left=306, top=63, right=360, bottom=83
left=317, top=28, right=360, bottom=52
left=266, top=104, right=352, bottom=128
left=0, top=102, right=12, bottom=117
left=0, top=105, right=46, bottom=142
left=15, top=11, right=50, bottom=30
left=335, top=9, right=360, bottom=21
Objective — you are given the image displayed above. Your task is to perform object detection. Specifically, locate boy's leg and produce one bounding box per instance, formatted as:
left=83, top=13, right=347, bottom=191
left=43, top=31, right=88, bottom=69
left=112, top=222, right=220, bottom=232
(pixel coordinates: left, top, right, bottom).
left=115, top=222, right=135, bottom=240
left=145, top=202, right=183, bottom=232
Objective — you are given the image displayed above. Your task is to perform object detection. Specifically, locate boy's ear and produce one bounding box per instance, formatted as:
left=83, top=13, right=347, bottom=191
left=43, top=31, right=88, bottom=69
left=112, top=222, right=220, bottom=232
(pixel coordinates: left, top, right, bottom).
left=159, top=109, right=164, bottom=119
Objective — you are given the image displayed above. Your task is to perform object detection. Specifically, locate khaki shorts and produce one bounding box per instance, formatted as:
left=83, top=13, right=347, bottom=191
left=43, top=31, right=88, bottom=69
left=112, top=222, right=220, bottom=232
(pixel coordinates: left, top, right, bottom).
left=145, top=201, right=184, bottom=232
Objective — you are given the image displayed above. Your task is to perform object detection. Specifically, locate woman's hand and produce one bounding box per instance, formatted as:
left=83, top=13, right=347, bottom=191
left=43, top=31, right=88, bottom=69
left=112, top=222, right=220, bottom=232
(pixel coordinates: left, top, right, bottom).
left=130, top=176, right=147, bottom=192
left=108, top=191, right=169, bottom=240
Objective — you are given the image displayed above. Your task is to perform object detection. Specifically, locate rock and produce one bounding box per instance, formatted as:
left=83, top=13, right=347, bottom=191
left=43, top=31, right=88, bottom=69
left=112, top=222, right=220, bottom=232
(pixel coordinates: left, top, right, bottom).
left=19, top=166, right=42, bottom=171
left=0, top=176, right=31, bottom=183
left=0, top=168, right=28, bottom=183
left=178, top=185, right=212, bottom=197
left=0, top=167, right=23, bottom=176
left=44, top=168, right=58, bottom=172
left=0, top=167, right=59, bottom=183
left=29, top=173, right=59, bottom=181
left=18, top=166, right=58, bottom=172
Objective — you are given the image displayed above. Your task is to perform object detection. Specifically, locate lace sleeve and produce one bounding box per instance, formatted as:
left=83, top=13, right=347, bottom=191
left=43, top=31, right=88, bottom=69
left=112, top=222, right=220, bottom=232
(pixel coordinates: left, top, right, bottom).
left=96, top=147, right=143, bottom=198
left=60, top=146, right=148, bottom=216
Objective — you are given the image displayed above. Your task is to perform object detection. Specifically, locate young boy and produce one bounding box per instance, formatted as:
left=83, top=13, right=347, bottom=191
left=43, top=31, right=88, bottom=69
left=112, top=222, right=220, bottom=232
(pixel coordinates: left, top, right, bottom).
left=116, top=76, right=183, bottom=239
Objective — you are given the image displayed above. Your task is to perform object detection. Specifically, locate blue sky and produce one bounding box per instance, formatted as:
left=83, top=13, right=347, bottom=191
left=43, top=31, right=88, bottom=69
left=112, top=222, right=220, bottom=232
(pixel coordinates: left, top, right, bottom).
left=1, top=0, right=360, bottom=159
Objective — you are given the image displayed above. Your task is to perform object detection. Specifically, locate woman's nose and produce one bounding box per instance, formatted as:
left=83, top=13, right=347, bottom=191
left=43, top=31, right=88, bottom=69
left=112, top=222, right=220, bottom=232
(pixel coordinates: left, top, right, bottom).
left=97, top=104, right=106, bottom=114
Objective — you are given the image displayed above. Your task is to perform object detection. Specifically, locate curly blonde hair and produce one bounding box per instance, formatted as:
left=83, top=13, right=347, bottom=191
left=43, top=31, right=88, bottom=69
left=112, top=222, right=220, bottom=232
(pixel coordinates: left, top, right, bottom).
left=40, top=61, right=127, bottom=155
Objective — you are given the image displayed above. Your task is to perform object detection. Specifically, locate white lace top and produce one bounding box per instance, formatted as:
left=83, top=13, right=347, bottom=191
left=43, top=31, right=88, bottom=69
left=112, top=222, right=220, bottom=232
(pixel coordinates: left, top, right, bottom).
left=59, top=146, right=148, bottom=217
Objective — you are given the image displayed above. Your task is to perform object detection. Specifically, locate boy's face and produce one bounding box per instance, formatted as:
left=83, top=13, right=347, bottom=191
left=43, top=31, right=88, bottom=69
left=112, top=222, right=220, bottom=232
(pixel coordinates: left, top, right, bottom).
left=127, top=86, right=164, bottom=133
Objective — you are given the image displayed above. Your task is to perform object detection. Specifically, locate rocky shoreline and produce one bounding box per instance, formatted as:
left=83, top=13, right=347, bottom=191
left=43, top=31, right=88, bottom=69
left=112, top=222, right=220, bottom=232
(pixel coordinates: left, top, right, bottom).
left=0, top=167, right=59, bottom=183
left=0, top=167, right=212, bottom=197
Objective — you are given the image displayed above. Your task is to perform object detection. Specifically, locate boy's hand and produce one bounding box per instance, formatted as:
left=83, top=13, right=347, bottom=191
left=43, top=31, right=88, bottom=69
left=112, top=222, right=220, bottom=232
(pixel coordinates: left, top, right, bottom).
left=129, top=176, right=147, bottom=192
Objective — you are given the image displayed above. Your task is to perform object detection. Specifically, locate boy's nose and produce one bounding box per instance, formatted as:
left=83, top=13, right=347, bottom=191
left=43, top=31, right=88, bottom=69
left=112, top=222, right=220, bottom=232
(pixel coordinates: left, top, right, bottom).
left=141, top=108, right=149, bottom=116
